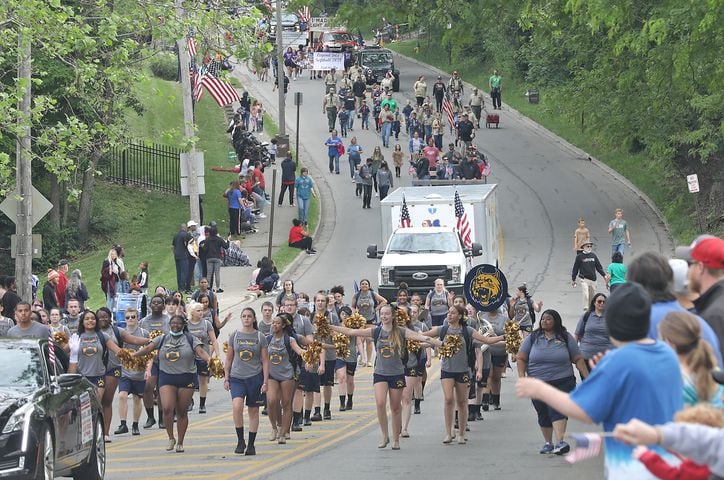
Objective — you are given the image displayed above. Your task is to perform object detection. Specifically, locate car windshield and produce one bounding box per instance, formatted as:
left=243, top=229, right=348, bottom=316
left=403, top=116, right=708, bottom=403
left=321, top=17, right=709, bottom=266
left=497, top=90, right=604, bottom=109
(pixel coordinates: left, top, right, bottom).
left=361, top=52, right=393, bottom=66
left=388, top=232, right=460, bottom=253
left=0, top=345, right=44, bottom=388
left=329, top=33, right=353, bottom=41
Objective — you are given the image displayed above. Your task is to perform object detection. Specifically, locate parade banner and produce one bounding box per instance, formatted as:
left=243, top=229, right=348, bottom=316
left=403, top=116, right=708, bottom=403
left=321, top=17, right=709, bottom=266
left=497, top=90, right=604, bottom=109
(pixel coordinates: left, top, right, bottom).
left=310, top=52, right=345, bottom=71
left=464, top=264, right=508, bottom=312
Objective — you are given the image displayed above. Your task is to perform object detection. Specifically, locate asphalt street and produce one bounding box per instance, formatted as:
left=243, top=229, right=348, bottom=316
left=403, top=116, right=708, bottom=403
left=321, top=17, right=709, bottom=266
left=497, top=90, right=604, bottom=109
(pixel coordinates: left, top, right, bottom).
left=104, top=49, right=672, bottom=479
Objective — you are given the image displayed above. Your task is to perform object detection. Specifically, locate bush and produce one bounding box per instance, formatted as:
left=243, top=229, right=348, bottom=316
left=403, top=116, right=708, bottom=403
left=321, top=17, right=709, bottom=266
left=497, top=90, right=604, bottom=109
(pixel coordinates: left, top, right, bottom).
left=149, top=53, right=178, bottom=81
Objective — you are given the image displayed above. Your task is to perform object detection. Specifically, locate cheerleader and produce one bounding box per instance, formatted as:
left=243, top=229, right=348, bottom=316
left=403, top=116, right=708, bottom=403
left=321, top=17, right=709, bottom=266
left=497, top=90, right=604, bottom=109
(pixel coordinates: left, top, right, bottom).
left=335, top=307, right=357, bottom=411
left=187, top=301, right=219, bottom=414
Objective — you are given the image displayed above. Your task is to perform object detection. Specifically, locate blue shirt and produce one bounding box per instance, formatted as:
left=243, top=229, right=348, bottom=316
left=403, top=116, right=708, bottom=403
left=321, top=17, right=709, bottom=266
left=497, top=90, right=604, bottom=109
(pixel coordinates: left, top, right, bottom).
left=570, top=341, right=683, bottom=479
left=519, top=331, right=581, bottom=381
left=227, top=188, right=242, bottom=209
left=648, top=300, right=723, bottom=365
left=294, top=175, right=314, bottom=200
left=325, top=136, right=342, bottom=157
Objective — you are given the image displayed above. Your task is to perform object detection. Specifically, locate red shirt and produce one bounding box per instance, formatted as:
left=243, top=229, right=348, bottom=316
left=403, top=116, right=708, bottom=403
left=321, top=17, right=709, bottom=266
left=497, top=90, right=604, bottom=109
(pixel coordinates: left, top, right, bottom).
left=252, top=168, right=265, bottom=190
left=639, top=450, right=710, bottom=480
left=422, top=146, right=440, bottom=169
left=56, top=272, right=68, bottom=308
left=288, top=225, right=304, bottom=245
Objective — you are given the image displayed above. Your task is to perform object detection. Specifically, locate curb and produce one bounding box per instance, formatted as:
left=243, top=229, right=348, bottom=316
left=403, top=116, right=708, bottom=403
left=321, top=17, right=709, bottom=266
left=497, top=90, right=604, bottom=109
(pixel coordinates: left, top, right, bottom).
left=393, top=50, right=674, bottom=252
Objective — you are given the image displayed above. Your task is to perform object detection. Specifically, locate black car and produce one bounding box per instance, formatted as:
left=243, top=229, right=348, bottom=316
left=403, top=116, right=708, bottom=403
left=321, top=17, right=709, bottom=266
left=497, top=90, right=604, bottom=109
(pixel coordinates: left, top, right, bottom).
left=354, top=46, right=400, bottom=91
left=0, top=339, right=105, bottom=480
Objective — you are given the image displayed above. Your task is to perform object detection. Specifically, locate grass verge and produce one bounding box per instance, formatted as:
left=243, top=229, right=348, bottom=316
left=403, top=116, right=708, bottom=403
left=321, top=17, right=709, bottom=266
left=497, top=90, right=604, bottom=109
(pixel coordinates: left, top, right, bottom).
left=388, top=41, right=696, bottom=242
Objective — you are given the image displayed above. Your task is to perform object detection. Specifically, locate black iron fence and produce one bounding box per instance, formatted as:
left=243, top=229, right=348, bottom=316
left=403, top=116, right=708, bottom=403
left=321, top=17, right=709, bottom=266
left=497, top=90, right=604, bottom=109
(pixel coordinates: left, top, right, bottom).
left=100, top=140, right=181, bottom=194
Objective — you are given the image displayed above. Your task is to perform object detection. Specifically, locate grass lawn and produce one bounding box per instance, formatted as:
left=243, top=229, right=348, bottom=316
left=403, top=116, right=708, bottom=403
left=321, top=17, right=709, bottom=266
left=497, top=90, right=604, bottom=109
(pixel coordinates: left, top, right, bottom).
left=388, top=41, right=697, bottom=243
left=68, top=75, right=317, bottom=309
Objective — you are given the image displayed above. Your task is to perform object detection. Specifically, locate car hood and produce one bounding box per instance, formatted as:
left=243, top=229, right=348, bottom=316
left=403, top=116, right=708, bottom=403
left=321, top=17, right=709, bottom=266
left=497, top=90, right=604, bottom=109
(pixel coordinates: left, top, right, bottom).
left=0, top=388, right=35, bottom=428
left=380, top=251, right=464, bottom=267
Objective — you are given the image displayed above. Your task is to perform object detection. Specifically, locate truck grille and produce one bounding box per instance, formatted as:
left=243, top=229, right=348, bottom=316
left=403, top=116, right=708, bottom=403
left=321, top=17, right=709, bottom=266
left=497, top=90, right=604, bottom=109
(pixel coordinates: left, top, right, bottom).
left=392, top=266, right=451, bottom=289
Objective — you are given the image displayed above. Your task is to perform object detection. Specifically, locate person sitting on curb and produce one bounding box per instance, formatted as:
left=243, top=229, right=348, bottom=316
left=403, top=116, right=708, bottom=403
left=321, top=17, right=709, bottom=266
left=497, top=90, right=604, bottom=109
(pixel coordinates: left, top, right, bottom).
left=288, top=219, right=316, bottom=255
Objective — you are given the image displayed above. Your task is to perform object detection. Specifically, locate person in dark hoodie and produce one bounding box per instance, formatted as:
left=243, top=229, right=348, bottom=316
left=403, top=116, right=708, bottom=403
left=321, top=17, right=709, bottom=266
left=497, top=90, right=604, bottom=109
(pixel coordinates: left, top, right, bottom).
left=571, top=240, right=606, bottom=312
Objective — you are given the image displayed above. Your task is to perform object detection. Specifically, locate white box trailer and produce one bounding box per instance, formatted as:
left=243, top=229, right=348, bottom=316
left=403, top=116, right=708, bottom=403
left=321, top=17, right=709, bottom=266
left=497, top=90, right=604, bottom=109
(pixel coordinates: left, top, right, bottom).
left=368, top=184, right=502, bottom=300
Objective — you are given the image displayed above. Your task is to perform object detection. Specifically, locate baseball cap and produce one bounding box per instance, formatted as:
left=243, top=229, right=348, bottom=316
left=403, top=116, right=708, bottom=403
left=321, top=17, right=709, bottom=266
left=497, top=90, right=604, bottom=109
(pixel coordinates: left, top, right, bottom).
left=57, top=259, right=69, bottom=267
left=580, top=240, right=593, bottom=247
left=675, top=235, right=724, bottom=269
left=187, top=220, right=198, bottom=228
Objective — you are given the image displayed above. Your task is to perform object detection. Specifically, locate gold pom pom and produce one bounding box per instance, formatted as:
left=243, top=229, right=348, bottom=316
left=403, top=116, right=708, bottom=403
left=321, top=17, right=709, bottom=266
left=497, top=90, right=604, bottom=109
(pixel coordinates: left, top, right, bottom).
left=222, top=341, right=229, bottom=354
left=314, top=314, right=331, bottom=339
left=301, top=340, right=323, bottom=365
left=208, top=357, right=225, bottom=379
left=116, top=348, right=135, bottom=370
left=406, top=339, right=422, bottom=353
left=439, top=334, right=463, bottom=359
left=149, top=330, right=163, bottom=340
left=53, top=331, right=68, bottom=344
left=396, top=309, right=410, bottom=327
left=344, top=313, right=366, bottom=329
left=332, top=333, right=350, bottom=359
left=504, top=321, right=523, bottom=354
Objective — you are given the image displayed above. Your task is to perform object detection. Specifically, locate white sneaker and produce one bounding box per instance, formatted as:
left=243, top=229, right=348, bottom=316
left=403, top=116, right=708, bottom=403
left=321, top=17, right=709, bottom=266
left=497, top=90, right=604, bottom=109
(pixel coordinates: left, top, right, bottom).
left=374, top=193, right=379, bottom=197
left=258, top=213, right=267, bottom=218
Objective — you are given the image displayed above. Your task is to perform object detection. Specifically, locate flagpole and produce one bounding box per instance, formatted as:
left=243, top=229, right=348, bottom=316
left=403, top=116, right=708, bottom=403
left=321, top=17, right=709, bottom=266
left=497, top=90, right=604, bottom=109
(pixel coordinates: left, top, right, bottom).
left=176, top=0, right=201, bottom=224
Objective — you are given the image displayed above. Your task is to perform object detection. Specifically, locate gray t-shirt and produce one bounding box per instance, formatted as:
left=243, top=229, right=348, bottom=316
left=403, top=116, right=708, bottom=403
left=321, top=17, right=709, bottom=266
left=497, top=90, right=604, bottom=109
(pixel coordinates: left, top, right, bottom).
left=140, top=314, right=170, bottom=335
left=411, top=320, right=429, bottom=361
left=230, top=330, right=268, bottom=379
left=101, top=326, right=122, bottom=369
left=121, top=326, right=149, bottom=381
left=373, top=327, right=409, bottom=376
left=574, top=312, right=612, bottom=359
left=609, top=219, right=628, bottom=245
left=427, top=290, right=449, bottom=317
left=345, top=332, right=358, bottom=363
left=187, top=319, right=214, bottom=357
left=293, top=314, right=314, bottom=339
left=316, top=311, right=340, bottom=362
left=355, top=290, right=376, bottom=322
left=77, top=331, right=110, bottom=377
left=519, top=332, right=581, bottom=382
left=441, top=325, right=476, bottom=373
left=258, top=318, right=273, bottom=337
left=511, top=298, right=533, bottom=329
left=482, top=308, right=508, bottom=356
left=0, top=317, right=15, bottom=336
left=267, top=334, right=296, bottom=381
left=405, top=325, right=422, bottom=368
left=153, top=333, right=202, bottom=375
left=63, top=315, right=81, bottom=333
left=49, top=323, right=70, bottom=337
left=8, top=322, right=51, bottom=339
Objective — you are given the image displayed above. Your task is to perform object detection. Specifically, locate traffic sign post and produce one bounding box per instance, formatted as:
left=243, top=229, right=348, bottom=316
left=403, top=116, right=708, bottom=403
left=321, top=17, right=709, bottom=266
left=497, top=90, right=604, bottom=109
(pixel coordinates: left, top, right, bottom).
left=294, top=91, right=303, bottom=165
left=686, top=174, right=705, bottom=232
left=10, top=234, right=42, bottom=259
left=0, top=186, right=53, bottom=228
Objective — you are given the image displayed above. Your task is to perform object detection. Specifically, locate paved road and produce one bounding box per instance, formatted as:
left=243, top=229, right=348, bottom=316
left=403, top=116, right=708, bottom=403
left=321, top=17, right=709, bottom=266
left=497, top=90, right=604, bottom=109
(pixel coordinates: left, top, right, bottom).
left=104, top=51, right=671, bottom=479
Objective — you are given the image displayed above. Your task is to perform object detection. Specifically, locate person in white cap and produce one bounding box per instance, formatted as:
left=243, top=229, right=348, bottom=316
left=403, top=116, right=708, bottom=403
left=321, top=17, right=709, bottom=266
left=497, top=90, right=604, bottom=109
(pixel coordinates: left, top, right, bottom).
left=668, top=258, right=697, bottom=311
left=186, top=221, right=200, bottom=292
left=571, top=240, right=606, bottom=311
left=676, top=235, right=724, bottom=353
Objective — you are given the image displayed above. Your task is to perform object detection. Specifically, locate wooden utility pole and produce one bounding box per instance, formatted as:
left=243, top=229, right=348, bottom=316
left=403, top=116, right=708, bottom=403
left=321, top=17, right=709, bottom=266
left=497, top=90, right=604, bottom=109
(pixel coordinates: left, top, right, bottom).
left=275, top=0, right=286, bottom=136
left=15, top=29, right=33, bottom=301
left=176, top=0, right=201, bottom=224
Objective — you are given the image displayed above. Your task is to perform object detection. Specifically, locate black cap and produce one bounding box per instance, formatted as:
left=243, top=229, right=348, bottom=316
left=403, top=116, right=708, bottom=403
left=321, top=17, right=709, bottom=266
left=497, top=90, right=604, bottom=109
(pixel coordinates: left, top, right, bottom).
left=58, top=259, right=69, bottom=267
left=604, top=282, right=651, bottom=342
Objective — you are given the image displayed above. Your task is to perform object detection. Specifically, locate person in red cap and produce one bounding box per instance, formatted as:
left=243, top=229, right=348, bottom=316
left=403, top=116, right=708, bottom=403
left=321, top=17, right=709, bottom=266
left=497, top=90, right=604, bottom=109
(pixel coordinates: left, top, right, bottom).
left=677, top=235, right=724, bottom=352
left=56, top=259, right=69, bottom=309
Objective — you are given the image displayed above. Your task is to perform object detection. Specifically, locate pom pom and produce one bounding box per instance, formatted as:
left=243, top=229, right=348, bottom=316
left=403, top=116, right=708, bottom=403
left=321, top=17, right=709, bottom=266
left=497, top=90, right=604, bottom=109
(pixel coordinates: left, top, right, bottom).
left=344, top=313, right=366, bottom=329
left=396, top=309, right=410, bottom=327
left=208, top=357, right=225, bottom=379
left=149, top=330, right=163, bottom=340
left=504, top=321, right=522, bottom=354
left=53, top=331, right=68, bottom=344
left=222, top=341, right=229, bottom=354
left=117, top=348, right=149, bottom=370
left=439, top=334, right=463, bottom=359
left=314, top=314, right=331, bottom=339
left=332, top=333, right=350, bottom=359
left=406, top=339, right=422, bottom=353
left=301, top=340, right=323, bottom=365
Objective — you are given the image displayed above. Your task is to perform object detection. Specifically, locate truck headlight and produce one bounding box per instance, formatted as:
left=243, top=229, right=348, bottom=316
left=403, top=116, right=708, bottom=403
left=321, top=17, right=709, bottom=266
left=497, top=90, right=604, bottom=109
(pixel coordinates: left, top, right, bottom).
left=449, top=265, right=461, bottom=283
left=2, top=402, right=34, bottom=451
left=381, top=267, right=392, bottom=284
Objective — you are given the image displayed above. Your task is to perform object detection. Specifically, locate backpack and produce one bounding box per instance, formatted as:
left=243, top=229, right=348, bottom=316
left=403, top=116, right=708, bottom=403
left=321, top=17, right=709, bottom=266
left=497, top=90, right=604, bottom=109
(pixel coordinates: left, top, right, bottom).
left=526, top=297, right=537, bottom=327
left=439, top=324, right=476, bottom=370
left=372, top=325, right=408, bottom=365
left=158, top=331, right=196, bottom=353
left=267, top=333, right=299, bottom=371
left=578, top=310, right=593, bottom=340
left=110, top=324, right=123, bottom=349
left=96, top=331, right=109, bottom=368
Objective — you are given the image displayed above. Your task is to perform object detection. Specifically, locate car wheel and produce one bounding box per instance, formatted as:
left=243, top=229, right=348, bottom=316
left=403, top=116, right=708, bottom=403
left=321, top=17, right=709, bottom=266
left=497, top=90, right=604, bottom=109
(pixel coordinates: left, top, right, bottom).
left=72, top=418, right=105, bottom=480
left=34, top=428, right=53, bottom=480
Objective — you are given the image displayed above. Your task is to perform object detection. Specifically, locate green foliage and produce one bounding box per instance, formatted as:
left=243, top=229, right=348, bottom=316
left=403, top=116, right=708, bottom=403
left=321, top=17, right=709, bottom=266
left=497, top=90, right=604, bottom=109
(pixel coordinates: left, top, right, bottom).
left=149, top=53, right=179, bottom=81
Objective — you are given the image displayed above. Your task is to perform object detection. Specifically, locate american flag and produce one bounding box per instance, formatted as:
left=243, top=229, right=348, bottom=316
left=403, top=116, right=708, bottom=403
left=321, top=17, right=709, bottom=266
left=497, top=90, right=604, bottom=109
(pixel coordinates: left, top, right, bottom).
left=48, top=333, right=56, bottom=368
left=187, top=37, right=197, bottom=57
left=442, top=93, right=455, bottom=133
left=455, top=191, right=472, bottom=247
left=190, top=60, right=203, bottom=102
left=565, top=433, right=603, bottom=464
left=400, top=195, right=411, bottom=228
left=297, top=6, right=311, bottom=23
left=200, top=74, right=241, bottom=107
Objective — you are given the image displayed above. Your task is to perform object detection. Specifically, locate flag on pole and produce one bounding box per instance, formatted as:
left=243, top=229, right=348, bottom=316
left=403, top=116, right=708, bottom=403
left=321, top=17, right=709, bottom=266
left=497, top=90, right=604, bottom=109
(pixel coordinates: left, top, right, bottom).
left=297, top=6, right=311, bottom=23
left=200, top=75, right=240, bottom=107
left=454, top=191, right=472, bottom=248
left=565, top=433, right=603, bottom=464
left=187, top=37, right=197, bottom=57
left=190, top=61, right=203, bottom=102
left=400, top=195, right=411, bottom=228
left=442, top=93, right=455, bottom=133
left=48, top=334, right=56, bottom=367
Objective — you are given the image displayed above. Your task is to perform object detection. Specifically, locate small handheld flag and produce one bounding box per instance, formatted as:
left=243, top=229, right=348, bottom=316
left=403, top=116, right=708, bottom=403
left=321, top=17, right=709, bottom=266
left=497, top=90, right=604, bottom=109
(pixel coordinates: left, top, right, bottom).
left=565, top=433, right=603, bottom=464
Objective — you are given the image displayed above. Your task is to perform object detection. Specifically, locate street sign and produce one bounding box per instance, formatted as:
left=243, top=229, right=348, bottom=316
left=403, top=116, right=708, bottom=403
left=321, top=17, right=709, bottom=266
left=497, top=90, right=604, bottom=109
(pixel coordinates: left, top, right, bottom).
left=0, top=186, right=53, bottom=228
left=294, top=91, right=303, bottom=106
left=309, top=17, right=328, bottom=28
left=686, top=174, right=700, bottom=193
left=10, top=234, right=42, bottom=258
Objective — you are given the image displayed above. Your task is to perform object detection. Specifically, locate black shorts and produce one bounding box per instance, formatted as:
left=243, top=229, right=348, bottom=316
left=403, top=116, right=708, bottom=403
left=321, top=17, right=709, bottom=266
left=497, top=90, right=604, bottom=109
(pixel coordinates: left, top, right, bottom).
left=491, top=354, right=508, bottom=368
left=373, top=374, right=406, bottom=389
left=229, top=373, right=265, bottom=407
left=440, top=370, right=470, bottom=384
left=195, top=359, right=210, bottom=377
left=335, top=359, right=357, bottom=376
left=531, top=376, right=576, bottom=427
left=298, top=369, right=321, bottom=393
left=119, top=378, right=146, bottom=396
left=319, top=360, right=336, bottom=386
left=158, top=371, right=196, bottom=389
left=404, top=366, right=421, bottom=377
left=105, top=367, right=121, bottom=378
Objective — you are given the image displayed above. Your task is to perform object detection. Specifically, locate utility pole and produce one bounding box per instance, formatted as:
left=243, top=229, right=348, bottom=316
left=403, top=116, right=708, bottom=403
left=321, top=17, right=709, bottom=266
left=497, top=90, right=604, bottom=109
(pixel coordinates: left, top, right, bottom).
left=275, top=0, right=286, bottom=136
left=15, top=29, right=33, bottom=301
left=176, top=0, right=201, bottom=224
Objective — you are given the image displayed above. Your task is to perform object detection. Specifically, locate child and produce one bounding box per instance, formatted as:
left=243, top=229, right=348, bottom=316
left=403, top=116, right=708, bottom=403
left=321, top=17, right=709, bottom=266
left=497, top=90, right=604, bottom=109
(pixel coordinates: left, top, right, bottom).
left=138, top=262, right=149, bottom=294
left=117, top=271, right=131, bottom=295
left=338, top=109, right=349, bottom=137
left=373, top=100, right=382, bottom=133
left=573, top=217, right=590, bottom=255
left=353, top=164, right=364, bottom=197
left=634, top=403, right=723, bottom=480
left=130, top=274, right=140, bottom=291
left=256, top=103, right=265, bottom=132
left=359, top=101, right=370, bottom=130
left=392, top=144, right=404, bottom=178
left=269, top=138, right=278, bottom=164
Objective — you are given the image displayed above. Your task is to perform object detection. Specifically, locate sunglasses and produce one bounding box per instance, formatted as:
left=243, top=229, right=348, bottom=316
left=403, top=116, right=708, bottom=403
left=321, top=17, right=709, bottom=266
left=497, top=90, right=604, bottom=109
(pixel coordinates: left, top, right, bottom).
left=125, top=315, right=137, bottom=319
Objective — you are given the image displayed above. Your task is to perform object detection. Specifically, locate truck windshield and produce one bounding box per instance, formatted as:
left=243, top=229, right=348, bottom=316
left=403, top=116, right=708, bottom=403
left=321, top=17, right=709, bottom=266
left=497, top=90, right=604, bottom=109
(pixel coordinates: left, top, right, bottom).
left=388, top=232, right=460, bottom=253
left=362, top=52, right=392, bottom=66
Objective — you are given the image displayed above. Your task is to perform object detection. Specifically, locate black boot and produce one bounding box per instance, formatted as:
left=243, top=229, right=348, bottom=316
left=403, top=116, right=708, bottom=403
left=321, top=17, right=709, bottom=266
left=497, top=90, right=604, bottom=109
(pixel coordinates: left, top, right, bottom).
left=346, top=394, right=353, bottom=411
left=475, top=404, right=484, bottom=421
left=245, top=432, right=257, bottom=456
left=482, top=393, right=490, bottom=412
left=414, top=398, right=421, bottom=414
left=292, top=412, right=303, bottom=431
left=467, top=404, right=476, bottom=422
left=234, top=427, right=246, bottom=454
left=304, top=409, right=312, bottom=426
left=492, top=393, right=501, bottom=410
left=339, top=395, right=346, bottom=412
left=454, top=411, right=459, bottom=429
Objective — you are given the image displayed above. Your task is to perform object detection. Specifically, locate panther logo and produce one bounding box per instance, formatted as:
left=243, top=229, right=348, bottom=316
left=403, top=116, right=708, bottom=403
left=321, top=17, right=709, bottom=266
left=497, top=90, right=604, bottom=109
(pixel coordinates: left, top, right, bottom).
left=98, top=379, right=105, bottom=388
left=82, top=346, right=97, bottom=357
left=165, top=351, right=181, bottom=362
left=270, top=353, right=283, bottom=365
left=462, top=374, right=470, bottom=383
left=464, top=264, right=508, bottom=312
left=472, top=273, right=501, bottom=305
left=395, top=380, right=405, bottom=388
left=379, top=346, right=393, bottom=359
left=240, top=350, right=253, bottom=361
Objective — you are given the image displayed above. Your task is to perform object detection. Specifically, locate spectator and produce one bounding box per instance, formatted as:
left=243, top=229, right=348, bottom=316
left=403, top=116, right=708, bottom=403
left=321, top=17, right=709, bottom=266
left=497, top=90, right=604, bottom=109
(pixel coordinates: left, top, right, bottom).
left=0, top=277, right=20, bottom=320
left=278, top=157, right=296, bottom=207
left=608, top=208, right=632, bottom=257
left=294, top=168, right=316, bottom=224
left=224, top=181, right=243, bottom=236
left=516, top=282, right=684, bottom=479
left=171, top=224, right=190, bottom=294
left=669, top=258, right=696, bottom=311
left=255, top=256, right=279, bottom=293
left=607, top=251, right=627, bottom=293
left=571, top=240, right=606, bottom=312
left=65, top=268, right=89, bottom=310
left=574, top=293, right=611, bottom=363
left=199, top=225, right=230, bottom=293
left=43, top=270, right=60, bottom=311
left=288, top=219, right=316, bottom=255
left=56, top=259, right=69, bottom=309
left=573, top=217, right=590, bottom=256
